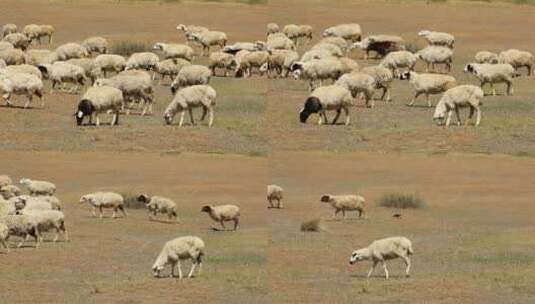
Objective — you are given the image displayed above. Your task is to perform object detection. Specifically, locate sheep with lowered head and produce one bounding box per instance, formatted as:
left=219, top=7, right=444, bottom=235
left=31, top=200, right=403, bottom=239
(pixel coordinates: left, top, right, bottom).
left=208, top=52, right=236, bottom=77
left=125, top=52, right=159, bottom=71
left=153, top=43, right=194, bottom=61
left=170, top=65, right=212, bottom=93
left=320, top=194, right=365, bottom=219
left=1, top=214, right=40, bottom=248
left=24, top=49, right=58, bottom=66
left=19, top=178, right=55, bottom=196
left=433, top=85, right=484, bottom=127
left=235, top=50, right=269, bottom=78
left=335, top=72, right=376, bottom=108
left=137, top=194, right=178, bottom=221
left=82, top=36, right=108, bottom=55
left=266, top=49, right=299, bottom=78
left=380, top=51, right=417, bottom=74
left=349, top=236, right=413, bottom=279
left=79, top=192, right=126, bottom=218
left=1, top=24, right=17, bottom=38
left=2, top=33, right=30, bottom=50
left=94, top=73, right=154, bottom=116
left=55, top=43, right=89, bottom=61
left=16, top=209, right=68, bottom=243
left=267, top=184, right=284, bottom=209
left=38, top=62, right=86, bottom=93
left=164, top=84, right=216, bottom=127
left=323, top=24, right=362, bottom=42
left=37, top=25, right=55, bottom=44
left=475, top=51, right=499, bottom=64
left=201, top=204, right=240, bottom=231
left=75, top=86, right=123, bottom=126
left=0, top=48, right=25, bottom=65
left=299, top=85, right=353, bottom=125
left=0, top=71, right=44, bottom=108
left=498, top=49, right=533, bottom=76
left=416, top=46, right=454, bottom=73
left=152, top=236, right=205, bottom=279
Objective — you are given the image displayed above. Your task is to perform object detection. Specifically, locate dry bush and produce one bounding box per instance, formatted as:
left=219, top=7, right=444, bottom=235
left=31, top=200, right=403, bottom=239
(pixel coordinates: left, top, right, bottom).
left=300, top=218, right=324, bottom=232
left=378, top=193, right=425, bottom=209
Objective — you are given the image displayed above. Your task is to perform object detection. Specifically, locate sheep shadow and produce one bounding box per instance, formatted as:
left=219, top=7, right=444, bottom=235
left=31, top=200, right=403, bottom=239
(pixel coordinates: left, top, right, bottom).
left=349, top=273, right=410, bottom=280
left=149, top=218, right=180, bottom=225
left=0, top=104, right=39, bottom=110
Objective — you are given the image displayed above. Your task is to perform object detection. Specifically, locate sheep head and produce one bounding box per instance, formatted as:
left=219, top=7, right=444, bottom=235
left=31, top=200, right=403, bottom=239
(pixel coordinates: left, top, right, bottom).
left=349, top=248, right=370, bottom=264
left=299, top=96, right=322, bottom=123
left=200, top=205, right=213, bottom=213
left=320, top=195, right=332, bottom=203
left=137, top=194, right=150, bottom=204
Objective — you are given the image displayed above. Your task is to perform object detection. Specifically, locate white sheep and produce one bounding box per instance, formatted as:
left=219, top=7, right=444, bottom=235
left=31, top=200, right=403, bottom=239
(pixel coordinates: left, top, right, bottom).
left=0, top=48, right=25, bottom=65
left=0, top=222, right=8, bottom=253
left=267, top=184, right=283, bottom=209
left=2, top=33, right=30, bottom=50
left=322, top=24, right=362, bottom=42
left=300, top=49, right=335, bottom=63
left=433, top=85, right=484, bottom=127
left=349, top=236, right=413, bottom=279
left=291, top=58, right=344, bottom=91
left=152, top=236, right=205, bottom=279
left=188, top=31, right=227, bottom=56
left=37, top=62, right=86, bottom=93
left=299, top=85, right=353, bottom=125
left=498, top=49, right=533, bottom=76
left=164, top=84, right=216, bottom=127
left=222, top=42, right=260, bottom=55
left=176, top=24, right=208, bottom=38
left=267, top=23, right=280, bottom=36
left=13, top=195, right=62, bottom=211
left=137, top=194, right=178, bottom=221
left=1, top=214, right=40, bottom=248
left=0, top=184, right=21, bottom=199
left=208, top=52, right=236, bottom=77
left=170, top=65, right=212, bottom=93
left=320, top=194, right=365, bottom=218
left=22, top=24, right=41, bottom=43
left=79, top=192, right=126, bottom=218
left=416, top=46, right=454, bottom=73
left=418, top=30, right=455, bottom=48
left=0, top=41, right=13, bottom=51
left=319, top=37, right=349, bottom=53
left=0, top=70, right=44, bottom=108
left=153, top=43, right=194, bottom=61
left=154, top=58, right=191, bottom=84
left=17, top=209, right=68, bottom=243
left=75, top=86, right=123, bottom=126
left=464, top=63, right=516, bottom=96
left=235, top=51, right=269, bottom=78
left=55, top=43, right=89, bottom=61
left=82, top=36, right=108, bottom=55
left=380, top=51, right=417, bottom=74
left=399, top=71, right=457, bottom=107
left=1, top=64, right=42, bottom=79
left=351, top=35, right=405, bottom=59
left=264, top=33, right=296, bottom=51
left=24, top=49, right=58, bottom=66
left=19, top=178, right=56, bottom=196
left=282, top=24, right=312, bottom=46
left=37, top=25, right=55, bottom=44
left=311, top=43, right=344, bottom=58
left=94, top=73, right=154, bottom=116
left=1, top=24, right=17, bottom=38
left=335, top=72, right=376, bottom=107
left=201, top=204, right=240, bottom=231
left=361, top=65, right=394, bottom=102
left=125, top=52, right=159, bottom=71
left=475, top=51, right=499, bottom=64
left=266, top=49, right=299, bottom=78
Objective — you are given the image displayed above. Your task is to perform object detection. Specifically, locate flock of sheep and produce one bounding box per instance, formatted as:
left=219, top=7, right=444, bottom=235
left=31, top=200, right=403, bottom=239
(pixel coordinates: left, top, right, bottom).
left=1, top=22, right=533, bottom=129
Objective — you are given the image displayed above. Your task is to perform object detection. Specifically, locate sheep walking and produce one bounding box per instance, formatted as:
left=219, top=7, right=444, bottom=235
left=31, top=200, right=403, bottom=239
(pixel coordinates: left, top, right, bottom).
left=321, top=194, right=365, bottom=219
left=299, top=85, right=353, bottom=125
left=349, top=236, right=413, bottom=279
left=17, top=209, right=69, bottom=243
left=498, top=49, right=533, bottom=76
left=433, top=85, right=484, bottom=127
left=75, top=86, right=123, bottom=126
left=79, top=192, right=126, bottom=218
left=201, top=204, right=240, bottom=231
left=267, top=184, right=283, bottom=209
left=164, top=85, right=216, bottom=127
left=152, top=236, right=205, bottom=279
left=464, top=63, right=515, bottom=96
left=0, top=71, right=44, bottom=108
left=19, top=178, right=56, bottom=196
left=2, top=214, right=40, bottom=248
left=138, top=194, right=178, bottom=221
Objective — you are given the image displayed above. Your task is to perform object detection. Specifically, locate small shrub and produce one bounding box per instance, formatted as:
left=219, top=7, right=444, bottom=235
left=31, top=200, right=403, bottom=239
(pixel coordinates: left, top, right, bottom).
left=300, top=218, right=324, bottom=232
left=111, top=40, right=151, bottom=56
left=378, top=193, right=424, bottom=209
left=122, top=192, right=145, bottom=209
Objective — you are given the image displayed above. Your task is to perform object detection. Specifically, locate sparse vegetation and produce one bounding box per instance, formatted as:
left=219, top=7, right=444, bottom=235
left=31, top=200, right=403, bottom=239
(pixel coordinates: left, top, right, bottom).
left=110, top=40, right=151, bottom=56
left=300, top=218, right=324, bottom=232
left=122, top=192, right=145, bottom=209
left=378, top=193, right=425, bottom=209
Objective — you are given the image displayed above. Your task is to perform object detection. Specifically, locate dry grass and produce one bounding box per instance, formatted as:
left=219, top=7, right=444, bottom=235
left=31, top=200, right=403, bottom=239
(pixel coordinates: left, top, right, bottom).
left=378, top=193, right=425, bottom=209
left=300, top=218, right=324, bottom=232
left=110, top=40, right=151, bottom=56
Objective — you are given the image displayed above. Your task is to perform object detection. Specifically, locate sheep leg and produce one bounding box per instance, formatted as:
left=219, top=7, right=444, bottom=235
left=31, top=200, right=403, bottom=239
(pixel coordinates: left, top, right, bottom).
left=402, top=256, right=411, bottom=277
left=445, top=110, right=453, bottom=127
left=506, top=80, right=513, bottom=96
left=17, top=233, right=29, bottom=248
left=332, top=109, right=341, bottom=125
left=91, top=206, right=97, bottom=217
left=171, top=261, right=177, bottom=278
left=188, top=108, right=195, bottom=125
left=207, top=108, right=214, bottom=128
left=454, top=107, right=462, bottom=126
left=220, top=220, right=226, bottom=230
left=342, top=209, right=346, bottom=219
left=491, top=83, right=496, bottom=96
left=119, top=205, right=127, bottom=218
left=200, top=107, right=207, bottom=121
left=178, top=111, right=185, bottom=127
left=426, top=93, right=432, bottom=108
left=343, top=107, right=350, bottom=125
left=95, top=115, right=100, bottom=127
left=267, top=198, right=274, bottom=208
left=475, top=107, right=481, bottom=127
left=333, top=209, right=340, bottom=219
left=187, top=262, right=197, bottom=278
left=99, top=206, right=104, bottom=218
left=468, top=107, right=475, bottom=126
left=367, top=261, right=378, bottom=278
left=53, top=227, right=59, bottom=242
left=233, top=218, right=239, bottom=231
left=23, top=94, right=32, bottom=109
left=409, top=92, right=420, bottom=106
left=177, top=261, right=183, bottom=279
left=381, top=260, right=390, bottom=279
left=278, top=199, right=283, bottom=209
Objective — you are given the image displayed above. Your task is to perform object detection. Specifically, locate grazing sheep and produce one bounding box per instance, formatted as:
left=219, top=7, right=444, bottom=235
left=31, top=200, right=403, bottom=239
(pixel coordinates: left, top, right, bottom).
left=1, top=24, right=17, bottom=38
left=267, top=184, right=283, bottom=209
left=351, top=35, right=405, bottom=59
left=22, top=24, right=41, bottom=43
left=349, top=236, right=413, bottom=279
left=170, top=65, right=212, bottom=93
left=82, top=36, right=108, bottom=55
left=19, top=178, right=55, bottom=196
left=176, top=24, right=208, bottom=38
left=94, top=54, right=126, bottom=77
left=222, top=42, right=260, bottom=54
left=266, top=49, right=299, bottom=78
left=300, top=49, right=335, bottom=62
left=152, top=236, right=205, bottom=279
left=153, top=43, right=194, bottom=61
left=125, top=52, right=159, bottom=71
left=37, top=25, right=55, bottom=44
left=75, top=86, right=123, bottom=126
left=433, top=85, right=484, bottom=127
left=235, top=50, right=269, bottom=78
left=0, top=41, right=13, bottom=51
left=322, top=24, right=362, bottom=42
left=338, top=57, right=360, bottom=74
left=418, top=30, right=454, bottom=48
left=138, top=194, right=178, bottom=221
left=188, top=31, right=227, bottom=56
left=208, top=52, right=237, bottom=77
left=475, top=51, right=499, bottom=64
left=399, top=71, right=457, bottom=107
left=416, top=46, right=454, bottom=73
left=2, top=64, right=42, bottom=79
left=320, top=37, right=349, bottom=53
left=2, top=33, right=30, bottom=50
left=0, top=48, right=25, bottom=65
left=17, top=209, right=68, bottom=243
left=164, top=85, right=216, bottom=127
left=282, top=24, right=313, bottom=46
left=264, top=33, right=296, bottom=51
left=380, top=51, right=417, bottom=74
left=464, top=63, right=516, bottom=96
left=0, top=185, right=21, bottom=199
left=55, top=43, right=89, bottom=61
left=79, top=192, right=126, bottom=218
left=38, top=62, right=86, bottom=93
left=498, top=49, right=533, bottom=76
left=361, top=65, right=394, bottom=102
left=155, top=58, right=191, bottom=84
left=299, top=85, right=353, bottom=125
left=24, top=49, right=58, bottom=66
left=267, top=23, right=280, bottom=36
left=311, top=43, right=344, bottom=58
left=65, top=58, right=102, bottom=85
left=13, top=195, right=62, bottom=211
left=2, top=214, right=40, bottom=248
left=0, top=175, right=12, bottom=187
left=0, top=222, right=8, bottom=253
left=335, top=72, right=376, bottom=107
left=201, top=204, right=240, bottom=231
left=320, top=194, right=365, bottom=219
left=0, top=71, right=44, bottom=108
left=291, top=58, right=344, bottom=91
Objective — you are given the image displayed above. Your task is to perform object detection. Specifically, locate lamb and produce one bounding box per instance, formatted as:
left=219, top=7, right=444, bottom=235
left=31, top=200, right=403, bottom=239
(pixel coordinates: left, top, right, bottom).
left=235, top=51, right=269, bottom=78
left=79, top=192, right=126, bottom=218
left=0, top=175, right=12, bottom=187
left=75, top=86, right=123, bottom=126
left=1, top=24, right=17, bottom=38
left=322, top=24, right=362, bottom=42
left=361, top=65, right=394, bottom=102
left=498, top=49, right=533, bottom=76
left=94, top=73, right=154, bottom=116
left=418, top=30, right=455, bottom=48
left=24, top=49, right=58, bottom=65
left=0, top=70, right=44, bottom=108
left=267, top=23, right=280, bottom=36
left=19, top=178, right=55, bottom=196
left=475, top=51, right=499, bottom=64
left=153, top=43, right=194, bottom=61
left=399, top=71, right=457, bottom=107
left=1, top=214, right=40, bottom=248
left=0, top=185, right=21, bottom=199
left=267, top=184, right=283, bottom=209
left=320, top=194, right=365, bottom=218
left=164, top=85, right=216, bottom=127
left=433, top=85, right=484, bottom=127
left=291, top=58, right=345, bottom=91
left=1, top=64, right=42, bottom=79
left=125, top=52, right=159, bottom=71
left=82, top=36, right=108, bottom=55
left=55, top=43, right=89, bottom=61
left=380, top=51, right=417, bottom=74
left=188, top=31, right=227, bottom=56
left=416, top=46, right=454, bottom=73
left=266, top=49, right=299, bottom=78
left=0, top=222, right=8, bottom=253
left=151, top=236, right=205, bottom=279
left=464, top=63, right=516, bottom=96
left=351, top=35, right=405, bottom=59
left=2, top=33, right=30, bottom=50
left=155, top=58, right=191, bottom=84
left=36, top=25, right=55, bottom=44
left=208, top=52, right=236, bottom=77
left=201, top=204, right=240, bottom=231
left=349, top=236, right=413, bottom=279
left=170, top=65, right=212, bottom=93
left=37, top=62, right=86, bottom=93
left=0, top=48, right=25, bottom=65
left=299, top=85, right=353, bottom=125
left=16, top=209, right=68, bottom=243
left=137, top=194, right=178, bottom=221
left=94, top=54, right=126, bottom=77
left=335, top=72, right=376, bottom=107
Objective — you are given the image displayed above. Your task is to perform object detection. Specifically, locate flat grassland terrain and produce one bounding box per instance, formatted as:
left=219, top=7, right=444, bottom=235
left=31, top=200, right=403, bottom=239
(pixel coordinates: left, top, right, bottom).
left=0, top=0, right=535, bottom=303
